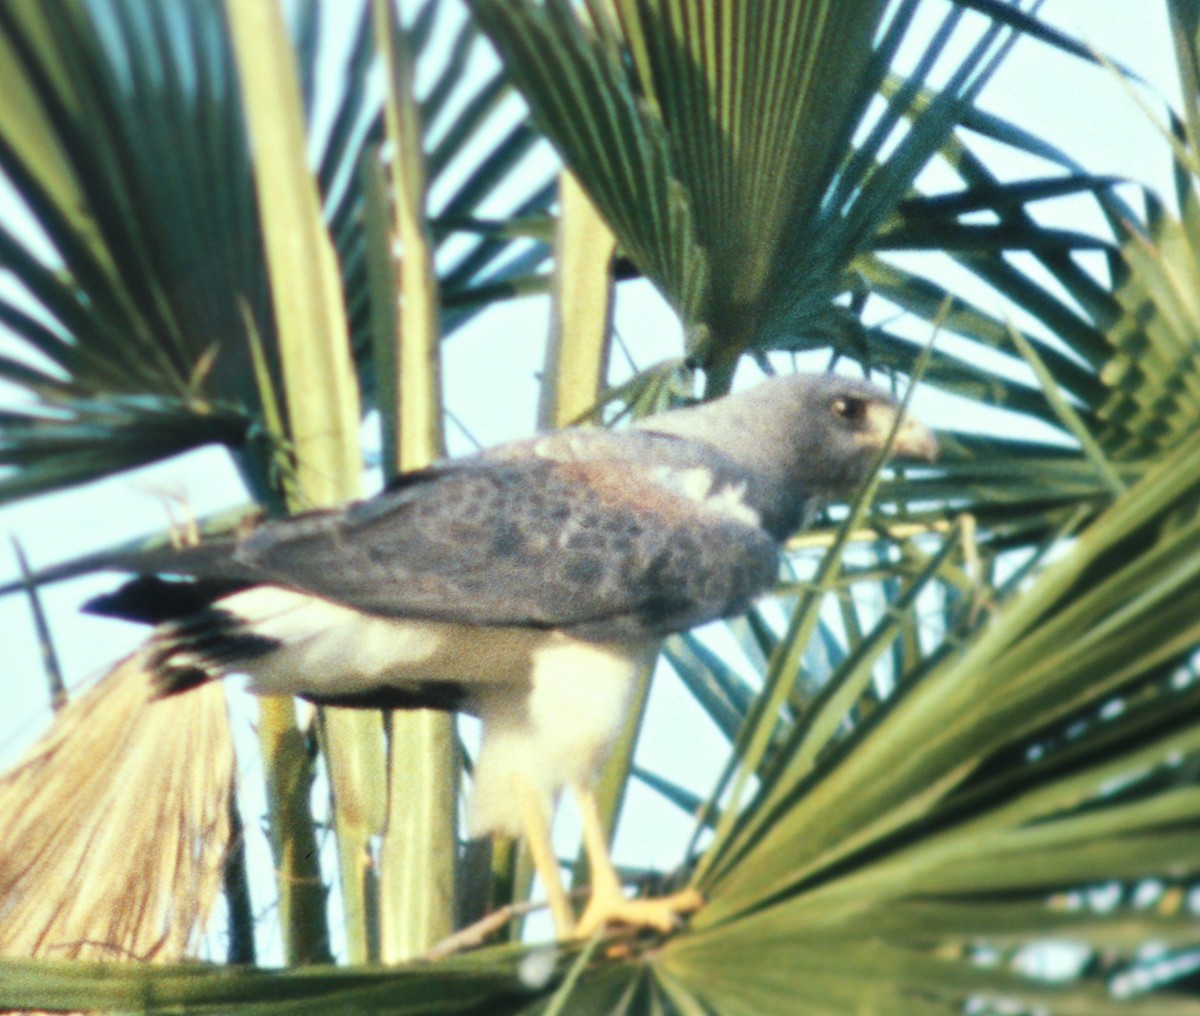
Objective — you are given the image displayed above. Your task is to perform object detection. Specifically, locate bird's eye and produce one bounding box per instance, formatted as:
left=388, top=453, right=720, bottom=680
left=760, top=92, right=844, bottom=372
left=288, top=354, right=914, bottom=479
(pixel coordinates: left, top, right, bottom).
left=832, top=396, right=866, bottom=421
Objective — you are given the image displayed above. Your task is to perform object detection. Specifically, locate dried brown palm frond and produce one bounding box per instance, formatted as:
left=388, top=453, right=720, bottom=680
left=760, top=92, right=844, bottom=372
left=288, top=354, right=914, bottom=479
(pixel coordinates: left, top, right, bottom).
left=0, top=657, right=233, bottom=962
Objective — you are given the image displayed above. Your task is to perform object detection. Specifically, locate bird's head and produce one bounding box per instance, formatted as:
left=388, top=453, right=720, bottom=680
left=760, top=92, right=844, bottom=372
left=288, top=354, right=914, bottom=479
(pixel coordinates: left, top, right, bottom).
left=639, top=372, right=937, bottom=538
left=807, top=374, right=938, bottom=474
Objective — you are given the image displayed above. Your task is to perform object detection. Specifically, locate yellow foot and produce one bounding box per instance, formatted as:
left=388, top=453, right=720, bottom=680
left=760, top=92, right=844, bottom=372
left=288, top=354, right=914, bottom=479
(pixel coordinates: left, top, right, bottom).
left=575, top=887, right=704, bottom=939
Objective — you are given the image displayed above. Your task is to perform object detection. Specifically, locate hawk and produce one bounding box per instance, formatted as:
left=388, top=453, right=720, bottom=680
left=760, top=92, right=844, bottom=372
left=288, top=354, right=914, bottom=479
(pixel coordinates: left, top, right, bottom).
left=90, top=372, right=937, bottom=939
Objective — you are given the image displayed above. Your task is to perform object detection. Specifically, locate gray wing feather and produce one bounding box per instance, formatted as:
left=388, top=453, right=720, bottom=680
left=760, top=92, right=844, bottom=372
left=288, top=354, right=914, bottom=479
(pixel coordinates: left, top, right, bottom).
left=233, top=440, right=782, bottom=639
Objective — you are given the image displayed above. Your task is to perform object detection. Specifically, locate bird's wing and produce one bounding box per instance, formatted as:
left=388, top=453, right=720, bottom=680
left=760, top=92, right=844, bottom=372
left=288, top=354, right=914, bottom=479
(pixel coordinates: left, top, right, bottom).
left=228, top=440, right=781, bottom=639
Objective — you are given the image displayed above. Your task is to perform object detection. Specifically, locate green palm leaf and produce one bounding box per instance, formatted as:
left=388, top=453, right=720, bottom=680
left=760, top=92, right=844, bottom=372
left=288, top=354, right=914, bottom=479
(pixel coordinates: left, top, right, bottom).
left=469, top=0, right=1085, bottom=393
left=0, top=0, right=551, bottom=503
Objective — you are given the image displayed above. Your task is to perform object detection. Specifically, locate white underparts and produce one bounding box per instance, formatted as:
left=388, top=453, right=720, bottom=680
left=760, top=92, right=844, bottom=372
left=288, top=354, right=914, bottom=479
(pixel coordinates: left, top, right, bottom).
left=209, top=587, right=549, bottom=695
left=183, top=586, right=659, bottom=838
left=468, top=637, right=657, bottom=838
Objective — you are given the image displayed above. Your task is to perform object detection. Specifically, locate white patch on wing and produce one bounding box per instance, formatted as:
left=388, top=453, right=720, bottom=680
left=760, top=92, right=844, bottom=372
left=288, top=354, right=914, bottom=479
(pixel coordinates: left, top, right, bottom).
left=651, top=466, right=760, bottom=527
left=705, top=480, right=759, bottom=526
left=532, top=432, right=588, bottom=460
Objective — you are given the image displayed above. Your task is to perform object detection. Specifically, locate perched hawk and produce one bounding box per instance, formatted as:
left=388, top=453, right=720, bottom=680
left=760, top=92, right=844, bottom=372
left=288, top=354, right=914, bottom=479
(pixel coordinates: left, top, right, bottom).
left=90, top=372, right=937, bottom=939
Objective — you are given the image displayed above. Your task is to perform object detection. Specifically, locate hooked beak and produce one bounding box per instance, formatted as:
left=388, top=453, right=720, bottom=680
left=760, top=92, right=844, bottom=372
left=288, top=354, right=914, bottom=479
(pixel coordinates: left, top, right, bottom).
left=863, top=404, right=939, bottom=463
left=892, top=413, right=938, bottom=464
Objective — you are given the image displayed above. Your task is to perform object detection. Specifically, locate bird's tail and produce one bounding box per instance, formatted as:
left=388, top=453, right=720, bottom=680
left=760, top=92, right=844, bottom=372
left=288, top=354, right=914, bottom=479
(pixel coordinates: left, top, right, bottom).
left=0, top=653, right=233, bottom=961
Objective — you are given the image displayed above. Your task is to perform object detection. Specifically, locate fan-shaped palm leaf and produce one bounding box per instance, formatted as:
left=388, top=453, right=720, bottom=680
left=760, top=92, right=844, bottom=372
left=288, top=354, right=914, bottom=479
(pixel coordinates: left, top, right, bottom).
left=0, top=0, right=552, bottom=504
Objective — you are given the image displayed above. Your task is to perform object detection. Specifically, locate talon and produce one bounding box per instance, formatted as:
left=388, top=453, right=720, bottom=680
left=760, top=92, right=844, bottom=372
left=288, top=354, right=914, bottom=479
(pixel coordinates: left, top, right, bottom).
left=575, top=886, right=704, bottom=939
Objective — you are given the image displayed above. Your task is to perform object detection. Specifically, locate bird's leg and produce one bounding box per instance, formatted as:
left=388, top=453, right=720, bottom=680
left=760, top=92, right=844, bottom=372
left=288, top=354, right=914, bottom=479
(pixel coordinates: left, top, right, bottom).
left=512, top=774, right=576, bottom=939
left=573, top=784, right=703, bottom=939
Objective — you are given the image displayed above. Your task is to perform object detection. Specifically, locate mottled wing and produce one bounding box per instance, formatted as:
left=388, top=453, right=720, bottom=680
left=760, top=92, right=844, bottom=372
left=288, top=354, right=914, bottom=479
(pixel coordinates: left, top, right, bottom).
left=231, top=453, right=781, bottom=640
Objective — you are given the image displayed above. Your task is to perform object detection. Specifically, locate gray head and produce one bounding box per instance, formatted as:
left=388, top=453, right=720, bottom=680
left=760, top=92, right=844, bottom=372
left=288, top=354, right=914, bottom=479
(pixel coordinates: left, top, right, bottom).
left=637, top=373, right=937, bottom=538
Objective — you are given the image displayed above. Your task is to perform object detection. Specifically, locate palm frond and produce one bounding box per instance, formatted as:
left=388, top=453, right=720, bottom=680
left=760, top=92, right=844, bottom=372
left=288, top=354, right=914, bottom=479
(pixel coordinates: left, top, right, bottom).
left=0, top=0, right=552, bottom=504
left=0, top=658, right=232, bottom=962
left=647, top=429, right=1200, bottom=1013
left=469, top=0, right=1096, bottom=395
